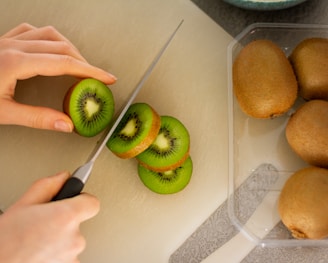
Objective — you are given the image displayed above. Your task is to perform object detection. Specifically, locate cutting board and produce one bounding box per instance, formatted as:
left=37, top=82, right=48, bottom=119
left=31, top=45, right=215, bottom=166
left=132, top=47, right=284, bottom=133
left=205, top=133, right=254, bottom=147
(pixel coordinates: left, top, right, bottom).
left=0, top=0, right=233, bottom=262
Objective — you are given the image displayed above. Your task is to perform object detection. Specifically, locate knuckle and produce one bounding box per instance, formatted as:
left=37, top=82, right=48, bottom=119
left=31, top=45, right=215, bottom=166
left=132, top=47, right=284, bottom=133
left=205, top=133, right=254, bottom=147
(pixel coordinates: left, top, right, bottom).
left=75, top=234, right=86, bottom=252
left=0, top=37, right=13, bottom=48
left=59, top=41, right=74, bottom=54
left=55, top=203, right=77, bottom=224
left=30, top=175, right=56, bottom=194
left=60, top=54, right=75, bottom=65
left=27, top=112, right=46, bottom=129
left=17, top=22, right=34, bottom=31
left=33, top=175, right=53, bottom=188
left=0, top=46, right=23, bottom=65
left=42, top=25, right=58, bottom=35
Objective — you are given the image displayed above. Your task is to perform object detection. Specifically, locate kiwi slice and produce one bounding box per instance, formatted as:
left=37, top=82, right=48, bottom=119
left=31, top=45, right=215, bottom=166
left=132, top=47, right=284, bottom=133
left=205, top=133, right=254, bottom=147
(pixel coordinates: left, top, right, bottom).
left=136, top=115, right=190, bottom=172
left=63, top=78, right=115, bottom=137
left=107, top=103, right=161, bottom=158
left=138, top=156, right=193, bottom=194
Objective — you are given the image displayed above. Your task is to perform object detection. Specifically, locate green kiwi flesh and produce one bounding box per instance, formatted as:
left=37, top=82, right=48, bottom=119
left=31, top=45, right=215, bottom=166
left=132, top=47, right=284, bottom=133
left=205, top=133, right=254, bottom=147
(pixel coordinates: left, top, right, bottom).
left=106, top=103, right=160, bottom=158
left=64, top=78, right=115, bottom=137
left=138, top=156, right=193, bottom=194
left=136, top=115, right=190, bottom=172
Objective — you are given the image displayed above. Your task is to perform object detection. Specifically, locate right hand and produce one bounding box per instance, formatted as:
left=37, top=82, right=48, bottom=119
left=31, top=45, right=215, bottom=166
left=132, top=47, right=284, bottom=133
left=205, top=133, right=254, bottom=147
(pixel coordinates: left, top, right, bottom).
left=0, top=171, right=100, bottom=263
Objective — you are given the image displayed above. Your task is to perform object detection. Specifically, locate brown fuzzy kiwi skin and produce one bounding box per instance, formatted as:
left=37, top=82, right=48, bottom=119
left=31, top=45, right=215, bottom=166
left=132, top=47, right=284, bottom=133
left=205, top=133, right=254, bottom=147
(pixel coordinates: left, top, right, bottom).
left=278, top=166, right=328, bottom=240
left=63, top=83, right=75, bottom=117
left=138, top=148, right=190, bottom=173
left=286, top=100, right=328, bottom=168
left=233, top=39, right=298, bottom=119
left=290, top=38, right=328, bottom=101
left=113, top=106, right=161, bottom=159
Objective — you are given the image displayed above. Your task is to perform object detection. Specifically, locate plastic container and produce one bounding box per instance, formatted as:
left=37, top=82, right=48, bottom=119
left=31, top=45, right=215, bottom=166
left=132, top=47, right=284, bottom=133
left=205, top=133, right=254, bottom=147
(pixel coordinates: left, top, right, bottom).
left=227, top=23, right=328, bottom=247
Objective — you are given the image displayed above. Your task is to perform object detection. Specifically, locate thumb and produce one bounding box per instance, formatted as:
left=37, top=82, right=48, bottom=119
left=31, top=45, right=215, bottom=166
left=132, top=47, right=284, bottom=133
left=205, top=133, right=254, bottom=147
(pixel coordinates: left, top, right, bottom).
left=0, top=99, right=73, bottom=132
left=13, top=171, right=71, bottom=207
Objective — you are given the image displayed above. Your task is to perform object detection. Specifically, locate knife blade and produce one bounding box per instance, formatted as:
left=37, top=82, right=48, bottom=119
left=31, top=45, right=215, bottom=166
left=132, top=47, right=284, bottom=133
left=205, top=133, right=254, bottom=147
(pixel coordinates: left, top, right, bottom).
left=52, top=20, right=184, bottom=201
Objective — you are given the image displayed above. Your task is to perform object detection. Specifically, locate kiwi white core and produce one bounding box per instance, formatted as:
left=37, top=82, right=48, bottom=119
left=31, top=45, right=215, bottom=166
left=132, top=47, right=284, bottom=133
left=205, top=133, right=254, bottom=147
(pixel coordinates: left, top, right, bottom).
left=85, top=98, right=100, bottom=119
left=120, top=119, right=137, bottom=136
left=162, top=170, right=174, bottom=179
left=153, top=132, right=170, bottom=150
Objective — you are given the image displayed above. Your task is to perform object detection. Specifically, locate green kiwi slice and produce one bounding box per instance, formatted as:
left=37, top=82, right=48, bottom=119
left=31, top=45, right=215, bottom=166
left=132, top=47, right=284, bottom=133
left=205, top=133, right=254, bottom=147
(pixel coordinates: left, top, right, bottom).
left=138, top=156, right=193, bottom=194
left=136, top=115, right=190, bottom=172
left=107, top=103, right=161, bottom=158
left=63, top=78, right=115, bottom=137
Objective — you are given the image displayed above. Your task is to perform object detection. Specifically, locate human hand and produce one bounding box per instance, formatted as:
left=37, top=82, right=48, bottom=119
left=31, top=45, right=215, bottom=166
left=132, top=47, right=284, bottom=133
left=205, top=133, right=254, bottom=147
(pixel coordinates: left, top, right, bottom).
left=0, top=23, right=117, bottom=132
left=0, top=171, right=100, bottom=263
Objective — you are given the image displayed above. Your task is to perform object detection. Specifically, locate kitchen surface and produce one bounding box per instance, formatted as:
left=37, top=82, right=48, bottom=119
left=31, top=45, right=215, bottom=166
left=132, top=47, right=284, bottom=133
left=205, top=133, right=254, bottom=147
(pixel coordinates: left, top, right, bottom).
left=0, top=0, right=327, bottom=262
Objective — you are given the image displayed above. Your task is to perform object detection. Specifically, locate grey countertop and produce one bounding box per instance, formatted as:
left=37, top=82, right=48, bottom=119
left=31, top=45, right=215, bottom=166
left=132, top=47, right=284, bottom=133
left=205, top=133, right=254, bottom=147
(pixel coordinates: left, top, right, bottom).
left=190, top=0, right=328, bottom=37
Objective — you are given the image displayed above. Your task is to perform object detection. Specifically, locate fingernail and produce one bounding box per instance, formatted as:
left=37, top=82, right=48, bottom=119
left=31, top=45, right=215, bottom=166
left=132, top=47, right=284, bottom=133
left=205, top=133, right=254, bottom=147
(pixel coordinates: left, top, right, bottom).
left=109, top=73, right=118, bottom=81
left=54, top=120, right=73, bottom=132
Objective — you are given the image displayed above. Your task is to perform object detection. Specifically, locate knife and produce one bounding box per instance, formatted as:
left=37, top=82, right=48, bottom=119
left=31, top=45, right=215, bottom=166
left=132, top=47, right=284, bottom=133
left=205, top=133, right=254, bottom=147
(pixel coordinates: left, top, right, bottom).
left=52, top=20, right=184, bottom=201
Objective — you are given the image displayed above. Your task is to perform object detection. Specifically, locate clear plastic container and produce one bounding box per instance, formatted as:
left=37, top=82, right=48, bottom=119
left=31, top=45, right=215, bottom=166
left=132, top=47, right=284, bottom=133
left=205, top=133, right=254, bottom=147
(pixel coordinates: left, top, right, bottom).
left=227, top=23, right=328, bottom=247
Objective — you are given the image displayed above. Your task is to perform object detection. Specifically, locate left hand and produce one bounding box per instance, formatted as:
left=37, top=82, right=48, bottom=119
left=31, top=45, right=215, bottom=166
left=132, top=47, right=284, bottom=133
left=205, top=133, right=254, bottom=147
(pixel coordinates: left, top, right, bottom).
left=0, top=23, right=117, bottom=132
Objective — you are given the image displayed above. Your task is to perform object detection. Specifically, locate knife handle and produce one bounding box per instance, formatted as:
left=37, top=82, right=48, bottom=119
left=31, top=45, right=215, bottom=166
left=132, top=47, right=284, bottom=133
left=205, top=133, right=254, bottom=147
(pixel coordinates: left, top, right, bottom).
left=52, top=161, right=93, bottom=201
left=52, top=177, right=84, bottom=201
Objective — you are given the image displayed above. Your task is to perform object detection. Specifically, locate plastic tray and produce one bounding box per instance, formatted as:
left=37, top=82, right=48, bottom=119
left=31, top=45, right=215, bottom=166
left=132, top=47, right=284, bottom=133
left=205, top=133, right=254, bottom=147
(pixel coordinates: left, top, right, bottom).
left=227, top=23, right=328, bottom=247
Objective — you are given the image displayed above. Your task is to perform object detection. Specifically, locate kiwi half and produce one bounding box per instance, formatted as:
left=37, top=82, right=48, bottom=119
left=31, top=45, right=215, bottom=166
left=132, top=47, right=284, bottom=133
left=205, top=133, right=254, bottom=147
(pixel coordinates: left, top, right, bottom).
left=138, top=156, right=193, bottom=194
left=64, top=78, right=115, bottom=137
left=107, top=103, right=161, bottom=158
left=136, top=115, right=190, bottom=172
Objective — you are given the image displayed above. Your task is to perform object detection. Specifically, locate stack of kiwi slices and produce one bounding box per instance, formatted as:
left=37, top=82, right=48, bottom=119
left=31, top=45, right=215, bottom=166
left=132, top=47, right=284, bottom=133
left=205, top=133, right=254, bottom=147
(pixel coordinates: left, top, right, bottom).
left=107, top=103, right=193, bottom=194
left=63, top=78, right=115, bottom=137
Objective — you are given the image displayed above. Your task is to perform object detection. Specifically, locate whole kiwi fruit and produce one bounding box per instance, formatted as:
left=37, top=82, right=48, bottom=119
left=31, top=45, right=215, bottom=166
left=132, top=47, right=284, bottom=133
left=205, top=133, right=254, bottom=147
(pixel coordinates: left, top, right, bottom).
left=278, top=166, right=328, bottom=239
left=286, top=99, right=328, bottom=168
left=290, top=37, right=328, bottom=100
left=233, top=39, right=297, bottom=118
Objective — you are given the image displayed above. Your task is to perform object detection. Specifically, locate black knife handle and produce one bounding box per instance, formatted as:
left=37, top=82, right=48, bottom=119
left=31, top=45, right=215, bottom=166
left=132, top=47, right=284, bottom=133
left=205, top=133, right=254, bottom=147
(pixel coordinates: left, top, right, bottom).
left=52, top=177, right=84, bottom=201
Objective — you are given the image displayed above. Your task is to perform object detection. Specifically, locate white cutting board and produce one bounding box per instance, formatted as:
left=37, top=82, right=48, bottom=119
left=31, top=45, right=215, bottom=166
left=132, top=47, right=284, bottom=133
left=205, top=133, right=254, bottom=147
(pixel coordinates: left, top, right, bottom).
left=0, top=1, right=233, bottom=262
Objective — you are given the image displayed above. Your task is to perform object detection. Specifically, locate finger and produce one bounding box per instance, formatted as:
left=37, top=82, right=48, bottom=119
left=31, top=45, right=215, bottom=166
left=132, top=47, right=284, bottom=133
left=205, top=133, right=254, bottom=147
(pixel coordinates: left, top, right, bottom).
left=0, top=23, right=36, bottom=39
left=8, top=39, right=87, bottom=62
left=14, top=52, right=117, bottom=84
left=12, top=25, right=81, bottom=54
left=0, top=99, right=74, bottom=132
left=63, top=193, right=100, bottom=222
left=13, top=171, right=71, bottom=206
